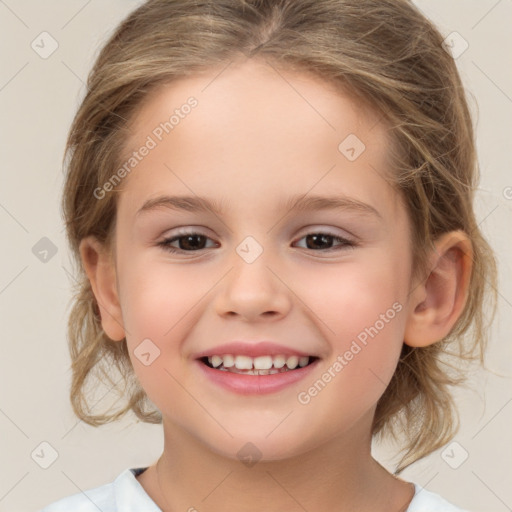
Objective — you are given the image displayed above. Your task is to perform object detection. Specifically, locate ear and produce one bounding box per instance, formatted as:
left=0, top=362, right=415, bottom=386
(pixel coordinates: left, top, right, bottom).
left=404, top=230, right=473, bottom=347
left=79, top=235, right=126, bottom=341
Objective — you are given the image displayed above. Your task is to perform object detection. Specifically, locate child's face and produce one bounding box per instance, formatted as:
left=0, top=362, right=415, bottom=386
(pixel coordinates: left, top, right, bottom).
left=110, top=58, right=416, bottom=459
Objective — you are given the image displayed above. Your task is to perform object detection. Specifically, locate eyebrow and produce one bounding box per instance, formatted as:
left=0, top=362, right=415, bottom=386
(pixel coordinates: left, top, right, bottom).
left=136, top=194, right=382, bottom=219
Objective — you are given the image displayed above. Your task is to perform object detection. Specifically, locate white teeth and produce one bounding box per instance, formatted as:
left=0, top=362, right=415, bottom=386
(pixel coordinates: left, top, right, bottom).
left=211, top=355, right=222, bottom=368
left=253, top=355, right=273, bottom=370
left=205, top=354, right=312, bottom=372
left=286, top=356, right=299, bottom=370
left=222, top=354, right=235, bottom=368
left=234, top=355, right=253, bottom=370
left=273, top=355, right=286, bottom=368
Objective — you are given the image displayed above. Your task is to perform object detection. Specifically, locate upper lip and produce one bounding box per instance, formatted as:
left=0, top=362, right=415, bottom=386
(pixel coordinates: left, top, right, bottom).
left=193, top=341, right=317, bottom=359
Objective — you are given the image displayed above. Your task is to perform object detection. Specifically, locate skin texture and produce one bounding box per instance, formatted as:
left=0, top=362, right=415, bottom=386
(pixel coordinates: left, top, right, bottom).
left=80, top=57, right=473, bottom=511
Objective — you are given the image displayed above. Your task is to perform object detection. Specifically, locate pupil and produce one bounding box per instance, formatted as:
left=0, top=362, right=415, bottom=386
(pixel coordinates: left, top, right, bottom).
left=181, top=235, right=205, bottom=250
left=307, top=234, right=331, bottom=250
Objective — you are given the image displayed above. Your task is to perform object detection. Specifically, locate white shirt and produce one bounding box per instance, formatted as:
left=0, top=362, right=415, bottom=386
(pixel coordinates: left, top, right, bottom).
left=38, top=467, right=469, bottom=512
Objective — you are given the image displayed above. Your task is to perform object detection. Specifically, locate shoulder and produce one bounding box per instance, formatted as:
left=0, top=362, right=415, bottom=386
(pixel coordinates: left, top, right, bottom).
left=37, top=467, right=160, bottom=512
left=407, top=483, right=470, bottom=512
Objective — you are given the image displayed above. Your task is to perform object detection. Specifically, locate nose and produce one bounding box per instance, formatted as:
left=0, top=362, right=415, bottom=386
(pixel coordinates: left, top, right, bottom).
left=214, top=249, right=292, bottom=323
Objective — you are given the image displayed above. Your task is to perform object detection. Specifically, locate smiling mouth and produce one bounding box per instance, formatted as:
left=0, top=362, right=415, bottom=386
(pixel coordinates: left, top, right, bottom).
left=199, top=355, right=319, bottom=375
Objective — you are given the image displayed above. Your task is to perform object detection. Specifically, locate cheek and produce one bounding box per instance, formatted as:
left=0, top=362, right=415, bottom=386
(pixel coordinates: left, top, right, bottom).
left=115, top=255, right=200, bottom=392
left=297, top=252, right=407, bottom=338
left=295, top=254, right=407, bottom=400
left=118, top=254, right=207, bottom=338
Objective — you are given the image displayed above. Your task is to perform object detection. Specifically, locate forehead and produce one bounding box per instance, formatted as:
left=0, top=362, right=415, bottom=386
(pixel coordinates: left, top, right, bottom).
left=127, top=58, right=385, bottom=148
left=118, top=58, right=400, bottom=222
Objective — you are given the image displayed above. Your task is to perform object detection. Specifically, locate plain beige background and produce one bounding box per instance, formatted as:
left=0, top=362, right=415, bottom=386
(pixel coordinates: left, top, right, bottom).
left=0, top=1, right=511, bottom=511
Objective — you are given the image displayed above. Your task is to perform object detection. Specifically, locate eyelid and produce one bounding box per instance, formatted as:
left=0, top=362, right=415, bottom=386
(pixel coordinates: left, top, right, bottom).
left=294, top=225, right=356, bottom=241
left=161, top=224, right=355, bottom=241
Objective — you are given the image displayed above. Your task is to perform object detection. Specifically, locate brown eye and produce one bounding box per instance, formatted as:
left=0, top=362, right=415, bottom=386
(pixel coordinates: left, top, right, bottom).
left=294, top=233, right=355, bottom=252
left=175, top=234, right=207, bottom=251
left=158, top=232, right=217, bottom=253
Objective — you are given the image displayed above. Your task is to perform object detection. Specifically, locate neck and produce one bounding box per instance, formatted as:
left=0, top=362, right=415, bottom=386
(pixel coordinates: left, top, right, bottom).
left=140, top=412, right=414, bottom=512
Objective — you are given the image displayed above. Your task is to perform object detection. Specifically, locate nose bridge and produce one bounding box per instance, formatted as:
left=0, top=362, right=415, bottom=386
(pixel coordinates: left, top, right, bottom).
left=214, top=234, right=291, bottom=319
left=230, top=234, right=277, bottom=296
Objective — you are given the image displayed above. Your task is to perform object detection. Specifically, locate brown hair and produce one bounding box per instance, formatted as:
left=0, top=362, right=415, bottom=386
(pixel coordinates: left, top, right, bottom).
left=62, top=0, right=497, bottom=472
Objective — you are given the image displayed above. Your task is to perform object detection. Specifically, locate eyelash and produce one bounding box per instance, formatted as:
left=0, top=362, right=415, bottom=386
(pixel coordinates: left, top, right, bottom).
left=157, top=230, right=357, bottom=254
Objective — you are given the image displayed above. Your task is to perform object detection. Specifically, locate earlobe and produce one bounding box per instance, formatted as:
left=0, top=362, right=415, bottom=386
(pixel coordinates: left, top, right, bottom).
left=404, top=231, right=473, bottom=348
left=79, top=236, right=126, bottom=341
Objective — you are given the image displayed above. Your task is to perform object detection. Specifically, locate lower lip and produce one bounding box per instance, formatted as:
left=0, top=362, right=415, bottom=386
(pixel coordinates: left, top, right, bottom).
left=195, top=359, right=319, bottom=395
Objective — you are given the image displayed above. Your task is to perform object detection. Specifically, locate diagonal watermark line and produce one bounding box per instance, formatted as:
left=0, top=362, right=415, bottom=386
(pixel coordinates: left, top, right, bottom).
left=61, top=0, right=92, bottom=29
left=61, top=264, right=79, bottom=285
left=0, top=201, right=29, bottom=232
left=0, top=0, right=29, bottom=28
left=472, top=61, right=512, bottom=105
left=0, top=472, right=29, bottom=503
left=367, top=162, right=392, bottom=188
left=368, top=84, right=409, bottom=133
left=471, top=397, right=512, bottom=439
left=201, top=60, right=234, bottom=92
left=61, top=420, right=82, bottom=441
left=0, top=265, right=28, bottom=296
left=265, top=471, right=310, bottom=512
left=61, top=60, right=85, bottom=85
left=61, top=471, right=106, bottom=512
left=201, top=471, right=234, bottom=502
left=61, top=377, right=125, bottom=439
left=163, top=266, right=234, bottom=337
left=412, top=472, right=439, bottom=496
left=163, top=367, right=233, bottom=437
left=476, top=204, right=499, bottom=228
left=266, top=163, right=337, bottom=234
left=495, top=286, right=512, bottom=310
left=471, top=0, right=503, bottom=30
left=0, top=62, right=29, bottom=92
left=368, top=367, right=388, bottom=388
left=266, top=410, right=294, bottom=438
left=163, top=163, right=232, bottom=233
left=265, top=265, right=336, bottom=334
left=472, top=470, right=511, bottom=511
left=265, top=59, right=336, bottom=131
left=0, top=408, right=29, bottom=439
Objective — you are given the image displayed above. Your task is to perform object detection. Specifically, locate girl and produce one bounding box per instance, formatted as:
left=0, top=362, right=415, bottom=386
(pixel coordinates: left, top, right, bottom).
left=40, top=0, right=497, bottom=510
